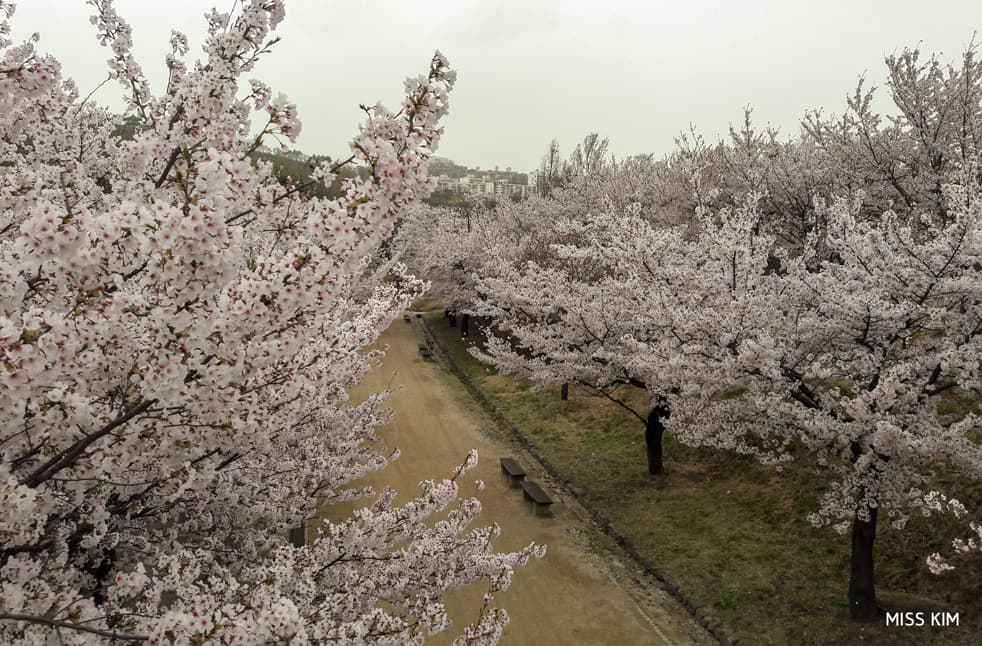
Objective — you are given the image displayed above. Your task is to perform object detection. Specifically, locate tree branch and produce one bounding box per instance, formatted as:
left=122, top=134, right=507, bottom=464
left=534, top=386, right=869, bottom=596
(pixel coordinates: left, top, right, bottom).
left=21, top=399, right=156, bottom=488
left=0, top=614, right=147, bottom=641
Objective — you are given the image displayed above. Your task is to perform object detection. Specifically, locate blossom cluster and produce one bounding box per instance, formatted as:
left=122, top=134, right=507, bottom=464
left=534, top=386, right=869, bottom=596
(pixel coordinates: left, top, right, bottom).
left=0, top=2, right=536, bottom=643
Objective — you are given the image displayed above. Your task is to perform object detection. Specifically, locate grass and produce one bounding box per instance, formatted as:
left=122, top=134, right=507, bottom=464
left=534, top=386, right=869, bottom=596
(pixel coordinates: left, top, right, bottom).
left=428, top=314, right=982, bottom=645
left=408, top=297, right=445, bottom=313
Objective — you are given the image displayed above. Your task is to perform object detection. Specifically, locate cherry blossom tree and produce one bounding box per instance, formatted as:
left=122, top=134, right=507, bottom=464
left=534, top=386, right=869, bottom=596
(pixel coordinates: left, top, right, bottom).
left=687, top=186, right=982, bottom=620
left=393, top=181, right=606, bottom=336
left=565, top=133, right=611, bottom=179
left=479, top=179, right=982, bottom=620
left=466, top=157, right=982, bottom=622
left=803, top=44, right=982, bottom=223
left=655, top=45, right=982, bottom=618
left=392, top=203, right=499, bottom=315
left=0, top=1, right=541, bottom=643
left=396, top=38, right=982, bottom=625
left=394, top=153, right=708, bottom=469
left=593, top=185, right=982, bottom=620
left=704, top=44, right=982, bottom=251
left=465, top=192, right=693, bottom=475
left=471, top=268, right=681, bottom=474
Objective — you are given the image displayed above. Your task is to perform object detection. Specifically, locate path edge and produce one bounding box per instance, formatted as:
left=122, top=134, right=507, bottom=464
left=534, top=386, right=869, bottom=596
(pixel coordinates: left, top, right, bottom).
left=418, top=316, right=738, bottom=646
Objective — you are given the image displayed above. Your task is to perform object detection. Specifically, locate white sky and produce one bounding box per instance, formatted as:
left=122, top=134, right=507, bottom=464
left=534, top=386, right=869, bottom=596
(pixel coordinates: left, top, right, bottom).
left=10, top=1, right=982, bottom=172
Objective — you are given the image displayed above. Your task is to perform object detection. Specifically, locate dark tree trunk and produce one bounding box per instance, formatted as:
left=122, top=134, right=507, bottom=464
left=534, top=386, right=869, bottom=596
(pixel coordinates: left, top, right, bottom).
left=289, top=521, right=306, bottom=548
left=449, top=312, right=456, bottom=327
left=848, top=505, right=879, bottom=621
left=461, top=313, right=470, bottom=338
left=645, top=402, right=670, bottom=475
left=561, top=382, right=569, bottom=401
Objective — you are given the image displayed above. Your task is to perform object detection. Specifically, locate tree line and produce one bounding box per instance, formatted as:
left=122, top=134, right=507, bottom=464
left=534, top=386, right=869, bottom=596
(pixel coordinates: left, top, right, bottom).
left=394, top=43, right=982, bottom=623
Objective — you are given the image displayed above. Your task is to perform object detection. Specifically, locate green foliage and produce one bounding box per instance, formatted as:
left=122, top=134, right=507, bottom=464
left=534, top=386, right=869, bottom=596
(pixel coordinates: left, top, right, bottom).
left=112, top=115, right=144, bottom=141
left=423, top=189, right=471, bottom=207
left=249, top=151, right=366, bottom=199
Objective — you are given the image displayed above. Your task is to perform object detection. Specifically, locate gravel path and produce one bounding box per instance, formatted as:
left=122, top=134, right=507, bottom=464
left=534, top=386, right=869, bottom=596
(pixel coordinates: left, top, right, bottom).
left=339, top=319, right=715, bottom=645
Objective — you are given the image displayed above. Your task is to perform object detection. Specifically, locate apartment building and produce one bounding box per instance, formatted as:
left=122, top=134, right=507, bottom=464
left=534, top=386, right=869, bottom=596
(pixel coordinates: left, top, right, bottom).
left=435, top=170, right=532, bottom=199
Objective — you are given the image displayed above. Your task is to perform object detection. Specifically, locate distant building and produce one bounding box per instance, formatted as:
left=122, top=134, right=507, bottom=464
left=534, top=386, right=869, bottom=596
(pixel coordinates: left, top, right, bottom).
left=434, top=169, right=532, bottom=200
left=436, top=176, right=461, bottom=192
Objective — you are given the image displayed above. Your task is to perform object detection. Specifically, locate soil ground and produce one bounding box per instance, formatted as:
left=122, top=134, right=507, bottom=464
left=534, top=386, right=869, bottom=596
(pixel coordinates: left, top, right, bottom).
left=334, top=319, right=715, bottom=645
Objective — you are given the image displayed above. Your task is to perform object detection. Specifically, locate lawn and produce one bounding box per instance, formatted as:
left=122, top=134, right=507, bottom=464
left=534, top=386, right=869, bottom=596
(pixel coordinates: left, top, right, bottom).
left=425, top=311, right=982, bottom=645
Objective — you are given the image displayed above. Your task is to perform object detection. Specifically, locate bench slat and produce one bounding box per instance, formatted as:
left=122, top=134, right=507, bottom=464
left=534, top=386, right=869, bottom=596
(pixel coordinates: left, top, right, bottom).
left=499, top=457, right=526, bottom=478
left=521, top=480, right=553, bottom=505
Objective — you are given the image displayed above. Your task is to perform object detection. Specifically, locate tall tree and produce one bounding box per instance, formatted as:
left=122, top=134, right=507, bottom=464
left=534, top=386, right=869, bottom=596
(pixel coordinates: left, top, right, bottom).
left=670, top=187, right=982, bottom=620
left=539, top=138, right=563, bottom=195
left=0, top=2, right=539, bottom=643
left=566, top=132, right=610, bottom=177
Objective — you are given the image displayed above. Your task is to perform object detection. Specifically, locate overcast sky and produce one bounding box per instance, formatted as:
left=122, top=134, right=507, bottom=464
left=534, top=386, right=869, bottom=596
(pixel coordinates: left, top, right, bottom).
left=10, top=1, right=982, bottom=172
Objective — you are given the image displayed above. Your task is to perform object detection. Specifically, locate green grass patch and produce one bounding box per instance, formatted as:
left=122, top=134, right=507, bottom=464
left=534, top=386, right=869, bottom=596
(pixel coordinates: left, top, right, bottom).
left=710, top=385, right=748, bottom=401
left=429, top=320, right=982, bottom=645
left=409, top=297, right=445, bottom=312
left=936, top=389, right=982, bottom=419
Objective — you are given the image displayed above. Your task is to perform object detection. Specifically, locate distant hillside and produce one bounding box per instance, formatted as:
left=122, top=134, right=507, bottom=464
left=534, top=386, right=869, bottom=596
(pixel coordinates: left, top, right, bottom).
left=250, top=151, right=369, bottom=199
left=429, top=156, right=527, bottom=185
left=428, top=156, right=470, bottom=178
left=112, top=120, right=517, bottom=202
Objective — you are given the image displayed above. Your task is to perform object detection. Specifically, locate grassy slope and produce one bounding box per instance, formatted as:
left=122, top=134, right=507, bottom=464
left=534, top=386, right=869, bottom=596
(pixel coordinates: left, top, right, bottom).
left=426, top=312, right=982, bottom=645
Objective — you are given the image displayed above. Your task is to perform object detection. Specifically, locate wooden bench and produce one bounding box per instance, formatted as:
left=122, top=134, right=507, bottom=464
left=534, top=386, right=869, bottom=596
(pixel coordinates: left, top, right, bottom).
left=418, top=343, right=432, bottom=360
left=499, top=457, right=526, bottom=487
left=403, top=314, right=411, bottom=322
left=520, top=480, right=554, bottom=515
left=415, top=313, right=423, bottom=318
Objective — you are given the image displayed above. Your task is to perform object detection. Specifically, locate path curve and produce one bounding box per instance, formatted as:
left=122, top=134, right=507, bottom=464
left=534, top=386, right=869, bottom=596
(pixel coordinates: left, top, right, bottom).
left=342, top=319, right=714, bottom=645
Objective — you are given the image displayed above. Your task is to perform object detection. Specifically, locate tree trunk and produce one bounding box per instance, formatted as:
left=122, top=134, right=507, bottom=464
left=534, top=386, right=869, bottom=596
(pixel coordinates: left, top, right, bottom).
left=645, top=407, right=666, bottom=475
left=289, top=520, right=306, bottom=548
left=848, top=505, right=879, bottom=622
left=561, top=382, right=569, bottom=401
left=449, top=312, right=456, bottom=328
left=461, top=313, right=470, bottom=338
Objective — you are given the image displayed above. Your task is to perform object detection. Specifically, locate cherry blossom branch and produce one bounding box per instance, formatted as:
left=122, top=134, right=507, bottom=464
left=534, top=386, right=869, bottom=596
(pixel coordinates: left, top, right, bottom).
left=0, top=614, right=147, bottom=641
left=21, top=399, right=157, bottom=488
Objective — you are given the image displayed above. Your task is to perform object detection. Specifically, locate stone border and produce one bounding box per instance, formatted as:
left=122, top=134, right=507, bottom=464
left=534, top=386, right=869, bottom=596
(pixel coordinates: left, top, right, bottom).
left=418, top=316, right=739, bottom=646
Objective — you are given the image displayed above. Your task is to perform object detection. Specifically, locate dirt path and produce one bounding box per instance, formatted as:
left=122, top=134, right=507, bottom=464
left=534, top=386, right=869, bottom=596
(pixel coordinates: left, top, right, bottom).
left=338, top=319, right=713, bottom=645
